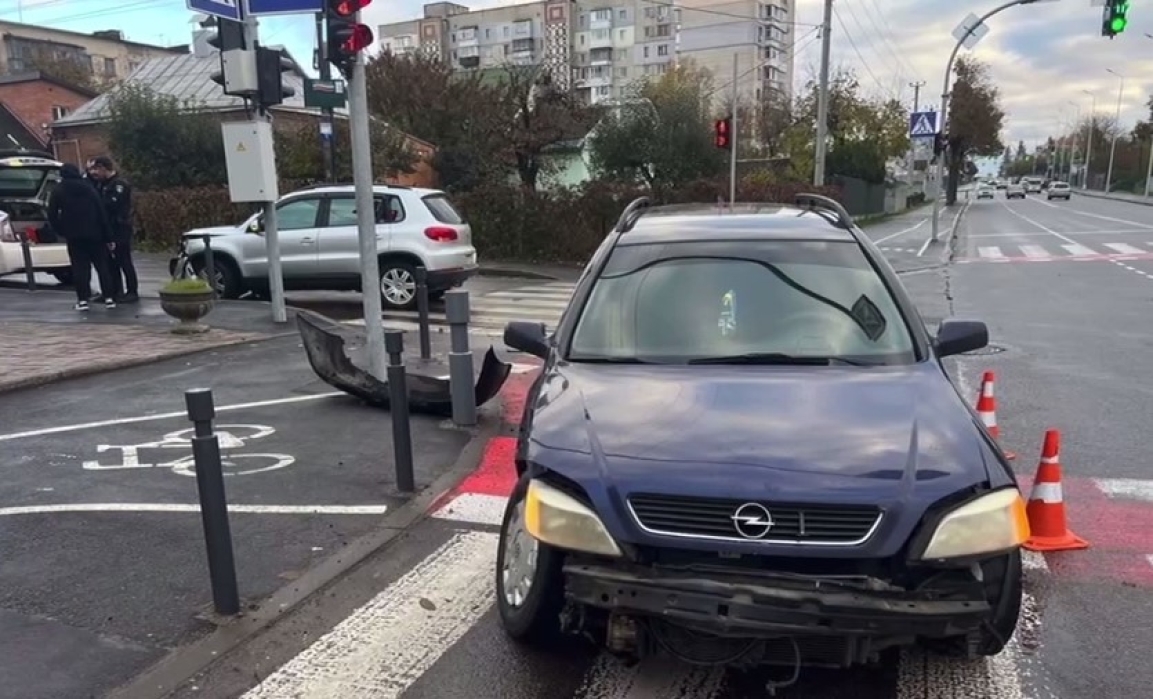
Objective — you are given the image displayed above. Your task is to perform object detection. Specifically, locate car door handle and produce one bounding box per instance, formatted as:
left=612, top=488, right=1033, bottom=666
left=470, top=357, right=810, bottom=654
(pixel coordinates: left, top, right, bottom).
left=300, top=237, right=315, bottom=245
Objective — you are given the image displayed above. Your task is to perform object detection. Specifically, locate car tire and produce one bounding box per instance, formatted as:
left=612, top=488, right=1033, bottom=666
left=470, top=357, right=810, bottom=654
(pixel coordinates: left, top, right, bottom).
left=50, top=270, right=73, bottom=286
left=928, top=549, right=1023, bottom=657
left=195, top=256, right=243, bottom=299
left=495, top=474, right=566, bottom=646
left=378, top=260, right=419, bottom=311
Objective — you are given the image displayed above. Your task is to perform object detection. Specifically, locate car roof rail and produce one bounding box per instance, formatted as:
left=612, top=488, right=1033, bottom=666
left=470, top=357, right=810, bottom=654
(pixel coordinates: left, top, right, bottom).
left=615, top=196, right=652, bottom=233
left=794, top=192, right=853, bottom=230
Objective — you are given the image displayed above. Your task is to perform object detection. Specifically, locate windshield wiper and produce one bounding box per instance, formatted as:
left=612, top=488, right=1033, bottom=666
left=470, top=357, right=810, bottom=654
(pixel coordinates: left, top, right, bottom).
left=568, top=356, right=654, bottom=364
left=687, top=353, right=872, bottom=366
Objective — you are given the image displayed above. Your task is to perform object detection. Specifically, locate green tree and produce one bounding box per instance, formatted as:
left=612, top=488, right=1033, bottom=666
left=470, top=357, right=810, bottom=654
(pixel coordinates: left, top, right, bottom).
left=587, top=62, right=726, bottom=192
left=275, top=119, right=416, bottom=183
left=1016, top=140, right=1027, bottom=160
left=945, top=57, right=1005, bottom=204
left=105, top=83, right=226, bottom=189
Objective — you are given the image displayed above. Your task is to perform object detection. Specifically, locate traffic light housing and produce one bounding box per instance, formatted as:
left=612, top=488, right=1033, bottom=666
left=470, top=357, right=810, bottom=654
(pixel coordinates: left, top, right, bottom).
left=256, top=46, right=296, bottom=109
left=325, top=0, right=374, bottom=77
left=714, top=117, right=731, bottom=149
left=1103, top=0, right=1129, bottom=38
left=207, top=18, right=248, bottom=94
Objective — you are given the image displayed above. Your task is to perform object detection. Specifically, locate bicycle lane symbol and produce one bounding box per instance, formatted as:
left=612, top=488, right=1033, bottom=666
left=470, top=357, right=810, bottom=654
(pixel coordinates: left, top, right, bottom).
left=82, top=424, right=295, bottom=477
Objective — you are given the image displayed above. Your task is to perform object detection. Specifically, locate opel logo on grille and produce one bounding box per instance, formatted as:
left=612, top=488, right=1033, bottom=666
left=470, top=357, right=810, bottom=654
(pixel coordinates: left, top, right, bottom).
left=731, top=502, right=774, bottom=539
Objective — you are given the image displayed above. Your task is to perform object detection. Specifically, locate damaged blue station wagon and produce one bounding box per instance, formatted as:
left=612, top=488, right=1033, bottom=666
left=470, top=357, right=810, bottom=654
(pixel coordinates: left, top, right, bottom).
left=495, top=195, right=1029, bottom=676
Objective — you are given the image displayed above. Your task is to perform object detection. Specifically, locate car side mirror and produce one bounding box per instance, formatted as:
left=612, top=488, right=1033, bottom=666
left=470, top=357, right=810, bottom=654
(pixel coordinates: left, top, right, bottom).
left=504, top=320, right=550, bottom=359
left=934, top=319, right=988, bottom=358
left=247, top=219, right=263, bottom=234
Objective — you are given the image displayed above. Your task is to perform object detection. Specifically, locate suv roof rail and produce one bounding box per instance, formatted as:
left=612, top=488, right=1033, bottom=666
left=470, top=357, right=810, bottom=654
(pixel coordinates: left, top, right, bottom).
left=615, top=196, right=651, bottom=233
left=294, top=181, right=412, bottom=192
left=794, top=192, right=853, bottom=230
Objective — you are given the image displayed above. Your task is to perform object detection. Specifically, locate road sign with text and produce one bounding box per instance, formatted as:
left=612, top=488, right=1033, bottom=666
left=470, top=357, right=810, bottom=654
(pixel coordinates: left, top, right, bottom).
left=909, top=111, right=939, bottom=138
left=248, top=0, right=323, bottom=15
left=187, top=0, right=242, bottom=21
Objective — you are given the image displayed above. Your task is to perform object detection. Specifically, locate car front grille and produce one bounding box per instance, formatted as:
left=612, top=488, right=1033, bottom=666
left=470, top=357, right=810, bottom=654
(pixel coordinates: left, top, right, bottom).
left=627, top=493, right=882, bottom=546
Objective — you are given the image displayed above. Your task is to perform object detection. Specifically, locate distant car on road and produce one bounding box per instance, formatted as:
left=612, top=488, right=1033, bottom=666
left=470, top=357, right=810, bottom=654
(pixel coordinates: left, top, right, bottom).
left=1023, top=178, right=1043, bottom=194
left=1006, top=182, right=1026, bottom=199
left=496, top=194, right=1026, bottom=675
left=169, top=184, right=478, bottom=310
left=1047, top=181, right=1071, bottom=200
left=977, top=184, right=995, bottom=200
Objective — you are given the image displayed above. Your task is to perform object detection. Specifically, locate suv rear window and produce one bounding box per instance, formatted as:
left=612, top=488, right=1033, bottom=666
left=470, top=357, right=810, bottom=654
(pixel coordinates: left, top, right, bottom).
left=569, top=240, right=916, bottom=365
left=422, top=194, right=465, bottom=224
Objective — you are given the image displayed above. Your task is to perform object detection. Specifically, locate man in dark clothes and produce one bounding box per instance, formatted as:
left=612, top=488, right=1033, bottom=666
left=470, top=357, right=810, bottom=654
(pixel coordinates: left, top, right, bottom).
left=89, top=155, right=139, bottom=303
left=47, top=163, right=117, bottom=311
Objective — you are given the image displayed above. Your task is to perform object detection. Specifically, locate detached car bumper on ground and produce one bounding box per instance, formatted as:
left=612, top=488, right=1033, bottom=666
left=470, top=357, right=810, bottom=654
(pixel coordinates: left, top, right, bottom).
left=493, top=195, right=1029, bottom=674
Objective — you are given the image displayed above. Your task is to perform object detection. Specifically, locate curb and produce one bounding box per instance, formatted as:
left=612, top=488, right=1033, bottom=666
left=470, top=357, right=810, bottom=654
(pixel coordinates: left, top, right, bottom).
left=1075, top=189, right=1153, bottom=207
left=108, top=402, right=503, bottom=699
left=0, top=332, right=295, bottom=397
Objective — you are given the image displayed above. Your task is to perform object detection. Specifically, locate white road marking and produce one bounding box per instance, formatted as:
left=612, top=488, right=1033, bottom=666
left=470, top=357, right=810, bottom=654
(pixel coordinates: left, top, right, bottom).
left=431, top=492, right=507, bottom=526
left=1032, top=196, right=1151, bottom=227
left=1094, top=478, right=1153, bottom=502
left=574, top=655, right=724, bottom=699
left=998, top=201, right=1082, bottom=246
left=978, top=246, right=1005, bottom=259
left=0, top=503, right=389, bottom=517
left=243, top=530, right=498, bottom=698
left=1061, top=243, right=1096, bottom=256
left=1103, top=242, right=1144, bottom=254
left=1020, top=245, right=1050, bottom=259
left=0, top=393, right=343, bottom=443
left=971, top=229, right=1153, bottom=238
left=874, top=217, right=928, bottom=243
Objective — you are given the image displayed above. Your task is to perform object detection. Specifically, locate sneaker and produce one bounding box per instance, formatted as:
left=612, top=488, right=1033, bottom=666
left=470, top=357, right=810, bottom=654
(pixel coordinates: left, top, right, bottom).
left=105, top=297, right=116, bottom=309
left=120, top=292, right=139, bottom=303
left=74, top=301, right=89, bottom=311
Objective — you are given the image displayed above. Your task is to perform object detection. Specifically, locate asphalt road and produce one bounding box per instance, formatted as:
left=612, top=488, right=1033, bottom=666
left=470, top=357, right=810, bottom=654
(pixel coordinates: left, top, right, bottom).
left=0, top=335, right=474, bottom=699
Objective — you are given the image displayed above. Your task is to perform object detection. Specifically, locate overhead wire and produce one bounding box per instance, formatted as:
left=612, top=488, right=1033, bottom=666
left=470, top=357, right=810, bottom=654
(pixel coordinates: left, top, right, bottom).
left=838, top=0, right=906, bottom=95
left=830, top=4, right=898, bottom=101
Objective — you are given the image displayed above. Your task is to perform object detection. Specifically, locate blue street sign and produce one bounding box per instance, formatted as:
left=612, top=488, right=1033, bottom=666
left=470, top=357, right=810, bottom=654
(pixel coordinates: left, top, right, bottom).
left=909, top=111, right=938, bottom=138
left=247, top=0, right=323, bottom=15
left=187, top=0, right=242, bottom=21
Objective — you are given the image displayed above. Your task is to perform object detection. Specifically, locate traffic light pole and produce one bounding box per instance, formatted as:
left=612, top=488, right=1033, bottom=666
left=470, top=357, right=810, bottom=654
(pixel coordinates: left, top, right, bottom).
left=348, top=21, right=386, bottom=382
left=314, top=11, right=336, bottom=182
left=930, top=0, right=1044, bottom=242
left=241, top=0, right=286, bottom=323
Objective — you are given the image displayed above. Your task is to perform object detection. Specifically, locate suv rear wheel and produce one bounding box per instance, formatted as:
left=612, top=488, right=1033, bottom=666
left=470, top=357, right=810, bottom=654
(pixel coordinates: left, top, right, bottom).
left=379, top=260, right=418, bottom=311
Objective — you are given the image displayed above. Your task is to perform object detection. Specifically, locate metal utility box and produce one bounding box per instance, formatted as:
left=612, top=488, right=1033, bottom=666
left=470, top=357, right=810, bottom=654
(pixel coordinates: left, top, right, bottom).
left=222, top=121, right=279, bottom=203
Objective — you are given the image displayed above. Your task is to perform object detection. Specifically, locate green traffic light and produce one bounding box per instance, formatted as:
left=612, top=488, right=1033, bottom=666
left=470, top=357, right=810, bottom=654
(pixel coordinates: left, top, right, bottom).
left=1111, top=16, right=1128, bottom=32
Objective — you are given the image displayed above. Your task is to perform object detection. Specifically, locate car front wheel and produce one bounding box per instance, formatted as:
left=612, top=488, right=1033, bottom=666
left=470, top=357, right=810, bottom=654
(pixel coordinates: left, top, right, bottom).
left=928, top=549, right=1022, bottom=657
left=379, top=261, right=418, bottom=311
left=495, top=474, right=566, bottom=645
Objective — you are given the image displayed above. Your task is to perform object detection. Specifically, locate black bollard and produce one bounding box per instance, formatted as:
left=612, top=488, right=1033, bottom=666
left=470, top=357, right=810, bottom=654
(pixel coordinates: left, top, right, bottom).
left=18, top=231, right=35, bottom=291
left=385, top=331, right=416, bottom=492
left=415, top=266, right=431, bottom=360
left=184, top=388, right=240, bottom=616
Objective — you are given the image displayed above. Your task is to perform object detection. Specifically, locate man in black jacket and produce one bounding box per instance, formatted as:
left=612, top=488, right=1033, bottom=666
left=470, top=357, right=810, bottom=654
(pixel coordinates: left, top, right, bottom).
left=48, top=163, right=117, bottom=311
left=89, top=155, right=139, bottom=303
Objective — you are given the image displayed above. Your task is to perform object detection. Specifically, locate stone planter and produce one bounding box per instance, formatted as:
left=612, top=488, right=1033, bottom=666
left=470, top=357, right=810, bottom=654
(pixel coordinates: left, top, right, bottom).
left=158, top=289, right=216, bottom=334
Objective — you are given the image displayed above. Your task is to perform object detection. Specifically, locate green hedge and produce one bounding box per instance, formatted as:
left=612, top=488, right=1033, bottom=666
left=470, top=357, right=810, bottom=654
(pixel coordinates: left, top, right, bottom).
left=133, top=177, right=842, bottom=263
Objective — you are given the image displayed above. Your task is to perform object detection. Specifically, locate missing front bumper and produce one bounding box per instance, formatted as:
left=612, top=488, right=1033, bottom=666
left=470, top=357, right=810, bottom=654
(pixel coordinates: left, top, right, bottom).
left=564, top=562, right=991, bottom=640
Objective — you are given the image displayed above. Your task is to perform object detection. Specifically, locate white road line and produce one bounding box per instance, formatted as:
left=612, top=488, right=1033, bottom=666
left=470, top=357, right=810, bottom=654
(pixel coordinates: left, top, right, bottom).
left=1103, top=242, right=1144, bottom=254
left=978, top=246, right=1005, bottom=259
left=0, top=503, right=389, bottom=517
left=574, top=655, right=724, bottom=699
left=1020, top=245, right=1050, bottom=259
left=1061, top=243, right=1096, bottom=256
left=874, top=217, right=928, bottom=243
left=0, top=392, right=343, bottom=443
left=1031, top=196, right=1151, bottom=227
left=1094, top=478, right=1153, bottom=502
left=243, top=530, right=498, bottom=699
left=971, top=229, right=1153, bottom=238
left=431, top=492, right=507, bottom=526
left=998, top=202, right=1081, bottom=245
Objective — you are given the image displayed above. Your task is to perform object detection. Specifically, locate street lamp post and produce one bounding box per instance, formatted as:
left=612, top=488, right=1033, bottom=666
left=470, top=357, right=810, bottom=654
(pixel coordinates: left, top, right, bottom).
left=1082, top=89, right=1095, bottom=189
left=1066, top=101, right=1080, bottom=182
left=931, top=0, right=1052, bottom=241
left=1105, top=67, right=1124, bottom=194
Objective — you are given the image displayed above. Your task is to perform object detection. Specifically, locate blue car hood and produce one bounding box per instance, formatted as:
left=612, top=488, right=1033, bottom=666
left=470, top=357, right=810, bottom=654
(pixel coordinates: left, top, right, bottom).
left=527, top=362, right=990, bottom=504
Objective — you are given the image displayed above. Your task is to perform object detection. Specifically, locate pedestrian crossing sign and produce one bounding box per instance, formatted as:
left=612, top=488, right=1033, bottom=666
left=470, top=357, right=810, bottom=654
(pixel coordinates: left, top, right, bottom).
left=909, top=111, right=938, bottom=138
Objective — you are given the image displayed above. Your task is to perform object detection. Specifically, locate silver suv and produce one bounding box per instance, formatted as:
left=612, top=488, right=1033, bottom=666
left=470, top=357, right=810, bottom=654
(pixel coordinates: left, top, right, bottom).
left=172, top=184, right=478, bottom=310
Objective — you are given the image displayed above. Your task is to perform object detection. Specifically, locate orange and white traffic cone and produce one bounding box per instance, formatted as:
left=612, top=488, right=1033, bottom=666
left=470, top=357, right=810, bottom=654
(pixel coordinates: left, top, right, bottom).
left=976, top=371, right=1016, bottom=460
left=1023, top=429, right=1089, bottom=552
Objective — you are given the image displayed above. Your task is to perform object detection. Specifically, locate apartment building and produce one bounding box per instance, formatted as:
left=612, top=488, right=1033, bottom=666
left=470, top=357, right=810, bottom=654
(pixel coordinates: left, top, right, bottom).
left=379, top=0, right=794, bottom=107
left=0, top=21, right=182, bottom=84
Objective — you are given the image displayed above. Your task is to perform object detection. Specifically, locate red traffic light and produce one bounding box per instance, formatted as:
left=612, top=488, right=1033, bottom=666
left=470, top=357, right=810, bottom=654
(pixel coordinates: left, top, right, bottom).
left=333, top=0, right=371, bottom=16
left=340, top=24, right=374, bottom=52
left=714, top=118, right=731, bottom=149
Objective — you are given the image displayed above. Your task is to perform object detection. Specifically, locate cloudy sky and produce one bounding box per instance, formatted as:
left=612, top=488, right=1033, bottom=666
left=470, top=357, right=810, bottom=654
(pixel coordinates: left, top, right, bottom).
left=18, top=0, right=1153, bottom=149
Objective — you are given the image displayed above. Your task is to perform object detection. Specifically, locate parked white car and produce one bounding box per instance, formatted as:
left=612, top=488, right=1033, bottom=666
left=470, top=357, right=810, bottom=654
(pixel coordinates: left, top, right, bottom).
left=171, top=184, right=479, bottom=310
left=0, top=151, right=72, bottom=284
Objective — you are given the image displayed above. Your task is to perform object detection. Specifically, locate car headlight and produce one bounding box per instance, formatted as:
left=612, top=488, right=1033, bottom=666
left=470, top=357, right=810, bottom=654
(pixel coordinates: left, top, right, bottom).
left=918, top=488, right=1030, bottom=560
left=524, top=479, right=622, bottom=557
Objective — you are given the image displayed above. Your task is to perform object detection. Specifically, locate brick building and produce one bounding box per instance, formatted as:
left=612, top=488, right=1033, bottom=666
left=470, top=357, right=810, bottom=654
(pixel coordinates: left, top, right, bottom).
left=0, top=71, right=97, bottom=149
left=50, top=27, right=437, bottom=188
